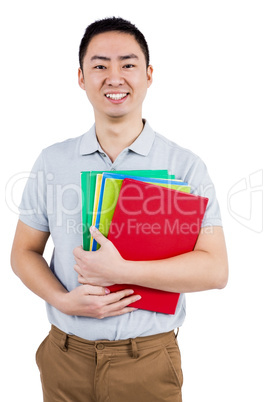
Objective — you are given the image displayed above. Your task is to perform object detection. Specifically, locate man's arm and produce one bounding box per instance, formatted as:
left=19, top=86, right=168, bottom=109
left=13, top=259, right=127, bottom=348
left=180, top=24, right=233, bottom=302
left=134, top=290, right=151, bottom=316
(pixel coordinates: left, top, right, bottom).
left=11, top=221, right=141, bottom=319
left=74, top=225, right=228, bottom=293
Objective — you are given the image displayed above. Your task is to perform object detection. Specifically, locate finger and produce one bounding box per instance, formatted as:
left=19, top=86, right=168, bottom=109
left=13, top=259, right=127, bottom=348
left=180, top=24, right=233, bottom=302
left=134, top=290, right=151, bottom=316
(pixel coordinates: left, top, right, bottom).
left=82, top=284, right=110, bottom=296
left=102, top=294, right=141, bottom=317
left=105, top=289, right=142, bottom=306
left=77, top=274, right=88, bottom=284
left=74, top=264, right=82, bottom=275
left=104, top=288, right=134, bottom=302
left=116, top=294, right=142, bottom=308
left=78, top=276, right=111, bottom=294
left=73, top=245, right=85, bottom=261
left=90, top=226, right=109, bottom=247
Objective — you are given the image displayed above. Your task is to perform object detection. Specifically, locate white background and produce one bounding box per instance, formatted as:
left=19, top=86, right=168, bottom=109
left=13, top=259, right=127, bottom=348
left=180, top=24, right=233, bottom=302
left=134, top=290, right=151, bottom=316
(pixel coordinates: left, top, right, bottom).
left=1, top=0, right=267, bottom=401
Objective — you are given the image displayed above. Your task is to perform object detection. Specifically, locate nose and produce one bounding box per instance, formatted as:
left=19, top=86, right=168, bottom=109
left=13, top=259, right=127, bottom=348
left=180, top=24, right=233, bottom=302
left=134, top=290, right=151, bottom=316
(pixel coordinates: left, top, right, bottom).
left=105, top=65, right=124, bottom=86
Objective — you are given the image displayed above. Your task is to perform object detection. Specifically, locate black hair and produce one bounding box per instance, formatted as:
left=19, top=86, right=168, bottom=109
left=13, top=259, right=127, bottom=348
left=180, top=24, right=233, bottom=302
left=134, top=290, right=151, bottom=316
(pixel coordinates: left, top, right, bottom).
left=79, top=17, right=150, bottom=71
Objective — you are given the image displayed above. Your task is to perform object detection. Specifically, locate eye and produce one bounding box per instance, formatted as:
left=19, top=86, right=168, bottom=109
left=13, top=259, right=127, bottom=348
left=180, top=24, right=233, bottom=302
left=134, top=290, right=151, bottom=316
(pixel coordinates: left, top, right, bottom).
left=123, top=64, right=135, bottom=69
left=94, top=65, right=106, bottom=70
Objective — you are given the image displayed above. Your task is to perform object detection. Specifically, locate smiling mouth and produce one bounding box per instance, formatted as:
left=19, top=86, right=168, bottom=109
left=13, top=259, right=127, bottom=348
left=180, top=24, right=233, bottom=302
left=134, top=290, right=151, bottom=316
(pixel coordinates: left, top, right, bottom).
left=105, top=93, right=129, bottom=100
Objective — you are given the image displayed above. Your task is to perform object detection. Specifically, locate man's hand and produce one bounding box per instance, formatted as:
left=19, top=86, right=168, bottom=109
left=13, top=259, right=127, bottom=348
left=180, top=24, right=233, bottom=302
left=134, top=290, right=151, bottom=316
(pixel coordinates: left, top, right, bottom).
left=60, top=285, right=140, bottom=319
left=11, top=221, right=140, bottom=320
left=73, top=226, right=124, bottom=287
left=73, top=225, right=228, bottom=296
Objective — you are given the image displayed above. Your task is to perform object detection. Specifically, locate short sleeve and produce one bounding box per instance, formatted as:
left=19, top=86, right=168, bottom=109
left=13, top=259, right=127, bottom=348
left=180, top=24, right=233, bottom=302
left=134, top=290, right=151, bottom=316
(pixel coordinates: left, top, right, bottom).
left=19, top=151, right=50, bottom=232
left=185, top=158, right=222, bottom=228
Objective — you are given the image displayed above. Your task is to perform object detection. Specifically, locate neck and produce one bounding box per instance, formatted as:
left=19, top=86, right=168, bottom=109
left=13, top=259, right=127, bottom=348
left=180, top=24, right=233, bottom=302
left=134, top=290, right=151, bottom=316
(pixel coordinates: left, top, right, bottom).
left=94, top=114, right=144, bottom=162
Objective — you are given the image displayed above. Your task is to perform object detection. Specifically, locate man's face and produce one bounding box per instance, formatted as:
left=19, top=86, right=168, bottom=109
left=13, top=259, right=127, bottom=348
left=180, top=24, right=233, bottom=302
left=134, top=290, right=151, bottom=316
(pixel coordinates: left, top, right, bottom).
left=78, top=31, right=153, bottom=121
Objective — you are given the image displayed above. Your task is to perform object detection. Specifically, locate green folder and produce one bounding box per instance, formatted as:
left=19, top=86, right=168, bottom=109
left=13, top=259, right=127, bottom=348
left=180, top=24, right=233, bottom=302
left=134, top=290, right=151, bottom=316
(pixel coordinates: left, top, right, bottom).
left=81, top=170, right=173, bottom=250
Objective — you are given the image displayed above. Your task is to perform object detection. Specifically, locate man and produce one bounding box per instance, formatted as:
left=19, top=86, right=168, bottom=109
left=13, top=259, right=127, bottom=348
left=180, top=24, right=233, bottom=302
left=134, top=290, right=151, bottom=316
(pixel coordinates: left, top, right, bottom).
left=11, top=17, right=228, bottom=402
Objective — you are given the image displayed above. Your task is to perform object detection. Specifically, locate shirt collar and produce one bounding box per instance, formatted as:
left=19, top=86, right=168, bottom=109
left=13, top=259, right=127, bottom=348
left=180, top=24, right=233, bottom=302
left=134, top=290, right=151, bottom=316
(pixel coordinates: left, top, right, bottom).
left=79, top=124, right=101, bottom=155
left=79, top=120, right=155, bottom=156
left=128, top=120, right=155, bottom=156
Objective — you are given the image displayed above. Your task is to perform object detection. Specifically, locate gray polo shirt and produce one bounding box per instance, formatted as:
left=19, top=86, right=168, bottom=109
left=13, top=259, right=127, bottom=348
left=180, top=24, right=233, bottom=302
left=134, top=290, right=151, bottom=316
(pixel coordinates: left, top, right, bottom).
left=19, top=120, right=222, bottom=340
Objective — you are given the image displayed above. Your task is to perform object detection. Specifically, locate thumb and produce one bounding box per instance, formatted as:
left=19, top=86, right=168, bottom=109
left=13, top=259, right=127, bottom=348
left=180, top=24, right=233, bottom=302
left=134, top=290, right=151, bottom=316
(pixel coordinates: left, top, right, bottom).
left=90, top=226, right=109, bottom=247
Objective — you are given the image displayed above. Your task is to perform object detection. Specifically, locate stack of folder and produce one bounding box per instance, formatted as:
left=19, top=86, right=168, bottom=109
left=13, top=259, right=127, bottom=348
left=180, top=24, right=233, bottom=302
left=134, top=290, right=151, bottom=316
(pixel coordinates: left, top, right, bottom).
left=81, top=170, right=208, bottom=314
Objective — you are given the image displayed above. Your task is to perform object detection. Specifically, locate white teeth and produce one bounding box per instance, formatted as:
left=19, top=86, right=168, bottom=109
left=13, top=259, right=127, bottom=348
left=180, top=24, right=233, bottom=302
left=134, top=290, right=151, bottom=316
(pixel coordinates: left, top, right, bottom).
left=105, top=93, right=128, bottom=100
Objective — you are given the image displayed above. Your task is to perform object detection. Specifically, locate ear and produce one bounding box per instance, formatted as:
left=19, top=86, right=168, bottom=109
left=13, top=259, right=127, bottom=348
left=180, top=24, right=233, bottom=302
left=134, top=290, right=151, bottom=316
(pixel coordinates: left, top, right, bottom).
left=146, top=65, right=153, bottom=88
left=78, top=68, right=85, bottom=90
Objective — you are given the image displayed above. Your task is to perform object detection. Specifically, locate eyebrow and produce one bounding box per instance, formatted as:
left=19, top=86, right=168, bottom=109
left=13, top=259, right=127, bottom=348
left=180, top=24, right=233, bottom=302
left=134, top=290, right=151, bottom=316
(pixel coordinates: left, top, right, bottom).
left=119, top=54, right=139, bottom=61
left=90, top=54, right=139, bottom=62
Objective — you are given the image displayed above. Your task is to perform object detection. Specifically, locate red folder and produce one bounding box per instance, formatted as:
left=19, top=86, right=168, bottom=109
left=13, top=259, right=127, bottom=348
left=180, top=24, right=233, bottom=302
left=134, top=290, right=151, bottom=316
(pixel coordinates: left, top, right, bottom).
left=107, top=179, right=209, bottom=314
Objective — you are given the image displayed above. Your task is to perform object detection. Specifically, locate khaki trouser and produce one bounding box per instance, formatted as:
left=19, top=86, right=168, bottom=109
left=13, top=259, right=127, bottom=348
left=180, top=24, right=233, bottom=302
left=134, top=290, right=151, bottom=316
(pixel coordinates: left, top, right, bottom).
left=36, top=325, right=183, bottom=402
